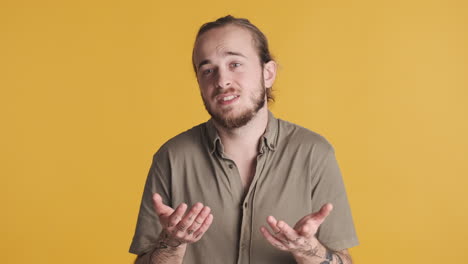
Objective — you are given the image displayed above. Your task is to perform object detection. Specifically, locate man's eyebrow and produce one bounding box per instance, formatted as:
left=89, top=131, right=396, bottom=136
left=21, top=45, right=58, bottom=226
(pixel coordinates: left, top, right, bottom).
left=225, top=51, right=247, bottom=58
left=198, top=59, right=211, bottom=70
left=197, top=51, right=247, bottom=70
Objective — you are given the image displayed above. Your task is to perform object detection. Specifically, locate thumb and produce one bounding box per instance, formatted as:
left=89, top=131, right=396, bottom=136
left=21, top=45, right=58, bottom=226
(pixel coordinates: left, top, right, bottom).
left=295, top=203, right=334, bottom=236
left=152, top=193, right=173, bottom=217
left=312, top=203, right=333, bottom=225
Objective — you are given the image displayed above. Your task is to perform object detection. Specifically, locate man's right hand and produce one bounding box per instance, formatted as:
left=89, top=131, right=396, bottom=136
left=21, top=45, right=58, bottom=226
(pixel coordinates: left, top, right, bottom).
left=152, top=193, right=214, bottom=247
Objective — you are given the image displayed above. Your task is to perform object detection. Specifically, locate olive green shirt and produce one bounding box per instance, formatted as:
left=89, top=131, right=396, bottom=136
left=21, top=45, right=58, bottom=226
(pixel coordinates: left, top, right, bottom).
left=129, top=112, right=358, bottom=264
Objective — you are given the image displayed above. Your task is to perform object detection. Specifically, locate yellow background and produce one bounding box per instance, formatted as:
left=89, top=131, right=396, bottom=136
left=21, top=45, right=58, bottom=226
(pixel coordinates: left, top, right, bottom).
left=2, top=0, right=467, bottom=263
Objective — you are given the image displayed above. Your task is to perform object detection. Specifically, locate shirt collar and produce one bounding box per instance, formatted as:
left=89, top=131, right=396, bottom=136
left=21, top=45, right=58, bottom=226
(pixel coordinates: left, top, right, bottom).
left=206, top=119, right=222, bottom=155
left=262, top=110, right=278, bottom=152
left=205, top=111, right=278, bottom=155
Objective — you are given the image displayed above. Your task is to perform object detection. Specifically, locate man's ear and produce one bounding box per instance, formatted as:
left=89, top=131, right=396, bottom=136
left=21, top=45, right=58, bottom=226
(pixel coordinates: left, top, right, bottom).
left=263, top=60, right=277, bottom=88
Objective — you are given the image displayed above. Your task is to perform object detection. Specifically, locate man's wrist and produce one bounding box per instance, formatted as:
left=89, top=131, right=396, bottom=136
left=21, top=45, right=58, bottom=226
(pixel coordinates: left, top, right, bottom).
left=149, top=242, right=187, bottom=264
left=158, top=230, right=187, bottom=248
left=292, top=248, right=321, bottom=264
left=147, top=231, right=187, bottom=263
left=291, top=237, right=328, bottom=264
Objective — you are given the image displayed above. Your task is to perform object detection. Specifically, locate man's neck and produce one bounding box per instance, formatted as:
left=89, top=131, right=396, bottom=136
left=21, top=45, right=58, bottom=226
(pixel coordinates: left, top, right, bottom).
left=213, top=107, right=269, bottom=159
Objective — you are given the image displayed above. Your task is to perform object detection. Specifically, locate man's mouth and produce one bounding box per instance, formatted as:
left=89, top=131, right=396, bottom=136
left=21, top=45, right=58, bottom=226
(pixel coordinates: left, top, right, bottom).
left=222, top=95, right=239, bottom=101
left=214, top=93, right=240, bottom=105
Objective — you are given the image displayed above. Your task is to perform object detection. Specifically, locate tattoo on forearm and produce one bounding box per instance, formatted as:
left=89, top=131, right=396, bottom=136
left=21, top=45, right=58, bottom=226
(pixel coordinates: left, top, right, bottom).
left=290, top=239, right=349, bottom=264
left=318, top=249, right=334, bottom=264
left=149, top=233, right=180, bottom=263
left=335, top=253, right=344, bottom=264
left=155, top=232, right=181, bottom=250
left=156, top=241, right=168, bottom=249
left=150, top=244, right=176, bottom=263
left=297, top=243, right=320, bottom=258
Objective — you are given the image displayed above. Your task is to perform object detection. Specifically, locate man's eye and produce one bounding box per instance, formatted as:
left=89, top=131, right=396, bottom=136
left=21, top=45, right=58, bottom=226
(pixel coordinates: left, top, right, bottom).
left=202, top=69, right=213, bottom=75
left=231, top=63, right=241, bottom=68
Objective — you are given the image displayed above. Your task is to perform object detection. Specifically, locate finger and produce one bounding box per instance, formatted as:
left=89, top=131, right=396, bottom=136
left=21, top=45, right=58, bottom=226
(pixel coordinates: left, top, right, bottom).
left=167, top=203, right=188, bottom=227
left=312, top=203, right=333, bottom=225
left=294, top=203, right=334, bottom=229
left=295, top=203, right=333, bottom=237
left=260, top=226, right=288, bottom=251
left=299, top=224, right=313, bottom=237
left=187, top=206, right=211, bottom=235
left=152, top=193, right=174, bottom=217
left=266, top=216, right=281, bottom=234
left=276, top=220, right=299, bottom=243
left=293, top=213, right=311, bottom=230
left=192, top=213, right=214, bottom=241
left=266, top=216, right=291, bottom=245
left=174, top=203, right=203, bottom=233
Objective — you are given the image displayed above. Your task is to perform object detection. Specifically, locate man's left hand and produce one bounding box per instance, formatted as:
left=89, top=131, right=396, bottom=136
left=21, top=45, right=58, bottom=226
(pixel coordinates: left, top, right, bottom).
left=260, top=203, right=333, bottom=259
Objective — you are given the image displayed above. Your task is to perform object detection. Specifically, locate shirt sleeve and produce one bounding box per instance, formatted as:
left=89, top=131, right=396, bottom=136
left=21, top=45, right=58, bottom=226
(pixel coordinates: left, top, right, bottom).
left=311, top=146, right=359, bottom=251
left=129, top=147, right=172, bottom=255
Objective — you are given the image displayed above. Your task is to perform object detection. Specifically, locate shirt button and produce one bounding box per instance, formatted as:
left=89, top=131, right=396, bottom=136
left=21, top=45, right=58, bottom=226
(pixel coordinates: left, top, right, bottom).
left=228, top=164, right=234, bottom=169
left=244, top=202, right=248, bottom=208
left=270, top=143, right=274, bottom=148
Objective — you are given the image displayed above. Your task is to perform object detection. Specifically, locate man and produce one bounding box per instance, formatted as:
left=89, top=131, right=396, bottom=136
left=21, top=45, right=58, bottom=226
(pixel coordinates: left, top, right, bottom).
left=130, top=15, right=358, bottom=264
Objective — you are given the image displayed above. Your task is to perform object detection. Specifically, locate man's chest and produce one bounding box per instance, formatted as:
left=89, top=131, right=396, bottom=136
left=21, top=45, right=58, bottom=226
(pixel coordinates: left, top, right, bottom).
left=170, top=152, right=315, bottom=264
left=168, top=150, right=315, bottom=224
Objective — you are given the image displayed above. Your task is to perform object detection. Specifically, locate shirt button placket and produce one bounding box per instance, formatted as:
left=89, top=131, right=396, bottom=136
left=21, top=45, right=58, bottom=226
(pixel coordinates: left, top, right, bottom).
left=238, top=198, right=251, bottom=264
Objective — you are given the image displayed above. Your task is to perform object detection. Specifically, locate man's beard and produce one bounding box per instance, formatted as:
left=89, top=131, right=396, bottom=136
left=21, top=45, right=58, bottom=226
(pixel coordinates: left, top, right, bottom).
left=202, top=83, right=266, bottom=129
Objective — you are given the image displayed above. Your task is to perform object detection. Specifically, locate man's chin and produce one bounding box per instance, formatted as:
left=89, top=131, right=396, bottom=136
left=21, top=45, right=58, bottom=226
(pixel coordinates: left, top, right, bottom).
left=211, top=111, right=255, bottom=129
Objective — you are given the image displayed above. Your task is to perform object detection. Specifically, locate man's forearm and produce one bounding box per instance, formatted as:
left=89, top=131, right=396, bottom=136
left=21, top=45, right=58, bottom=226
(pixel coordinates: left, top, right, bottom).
left=293, top=239, right=352, bottom=264
left=135, top=232, right=187, bottom=264
left=135, top=245, right=187, bottom=264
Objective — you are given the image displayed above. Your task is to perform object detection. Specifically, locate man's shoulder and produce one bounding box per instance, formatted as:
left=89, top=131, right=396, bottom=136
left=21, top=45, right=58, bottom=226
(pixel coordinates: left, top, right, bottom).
left=277, top=118, right=334, bottom=151
left=155, top=122, right=208, bottom=156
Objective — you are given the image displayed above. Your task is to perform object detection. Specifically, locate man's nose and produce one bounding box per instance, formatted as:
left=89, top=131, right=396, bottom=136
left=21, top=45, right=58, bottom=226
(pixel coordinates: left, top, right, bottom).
left=215, top=68, right=232, bottom=89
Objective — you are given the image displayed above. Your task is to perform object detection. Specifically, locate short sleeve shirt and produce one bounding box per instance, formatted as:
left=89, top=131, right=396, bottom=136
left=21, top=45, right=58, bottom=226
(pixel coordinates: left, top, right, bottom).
left=129, top=112, right=359, bottom=264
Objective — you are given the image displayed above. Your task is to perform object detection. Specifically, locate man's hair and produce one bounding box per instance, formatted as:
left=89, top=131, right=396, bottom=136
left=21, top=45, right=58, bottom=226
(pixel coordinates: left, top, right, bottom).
left=192, top=15, right=275, bottom=102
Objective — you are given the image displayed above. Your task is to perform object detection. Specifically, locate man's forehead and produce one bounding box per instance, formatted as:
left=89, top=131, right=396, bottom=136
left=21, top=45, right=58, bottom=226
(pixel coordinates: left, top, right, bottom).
left=193, top=25, right=255, bottom=61
left=197, top=24, right=252, bottom=42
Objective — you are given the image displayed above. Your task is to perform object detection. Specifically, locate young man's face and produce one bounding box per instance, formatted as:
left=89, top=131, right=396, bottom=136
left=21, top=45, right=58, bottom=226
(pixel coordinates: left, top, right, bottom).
left=193, top=25, right=275, bottom=129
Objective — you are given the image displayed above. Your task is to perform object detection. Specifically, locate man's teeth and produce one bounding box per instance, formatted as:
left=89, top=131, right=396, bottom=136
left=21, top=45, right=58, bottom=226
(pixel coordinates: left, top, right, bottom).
left=222, top=95, right=237, bottom=101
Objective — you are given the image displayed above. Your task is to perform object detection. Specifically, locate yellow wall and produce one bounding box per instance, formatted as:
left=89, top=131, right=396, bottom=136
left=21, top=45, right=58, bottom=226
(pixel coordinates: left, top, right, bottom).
left=2, top=0, right=467, bottom=263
